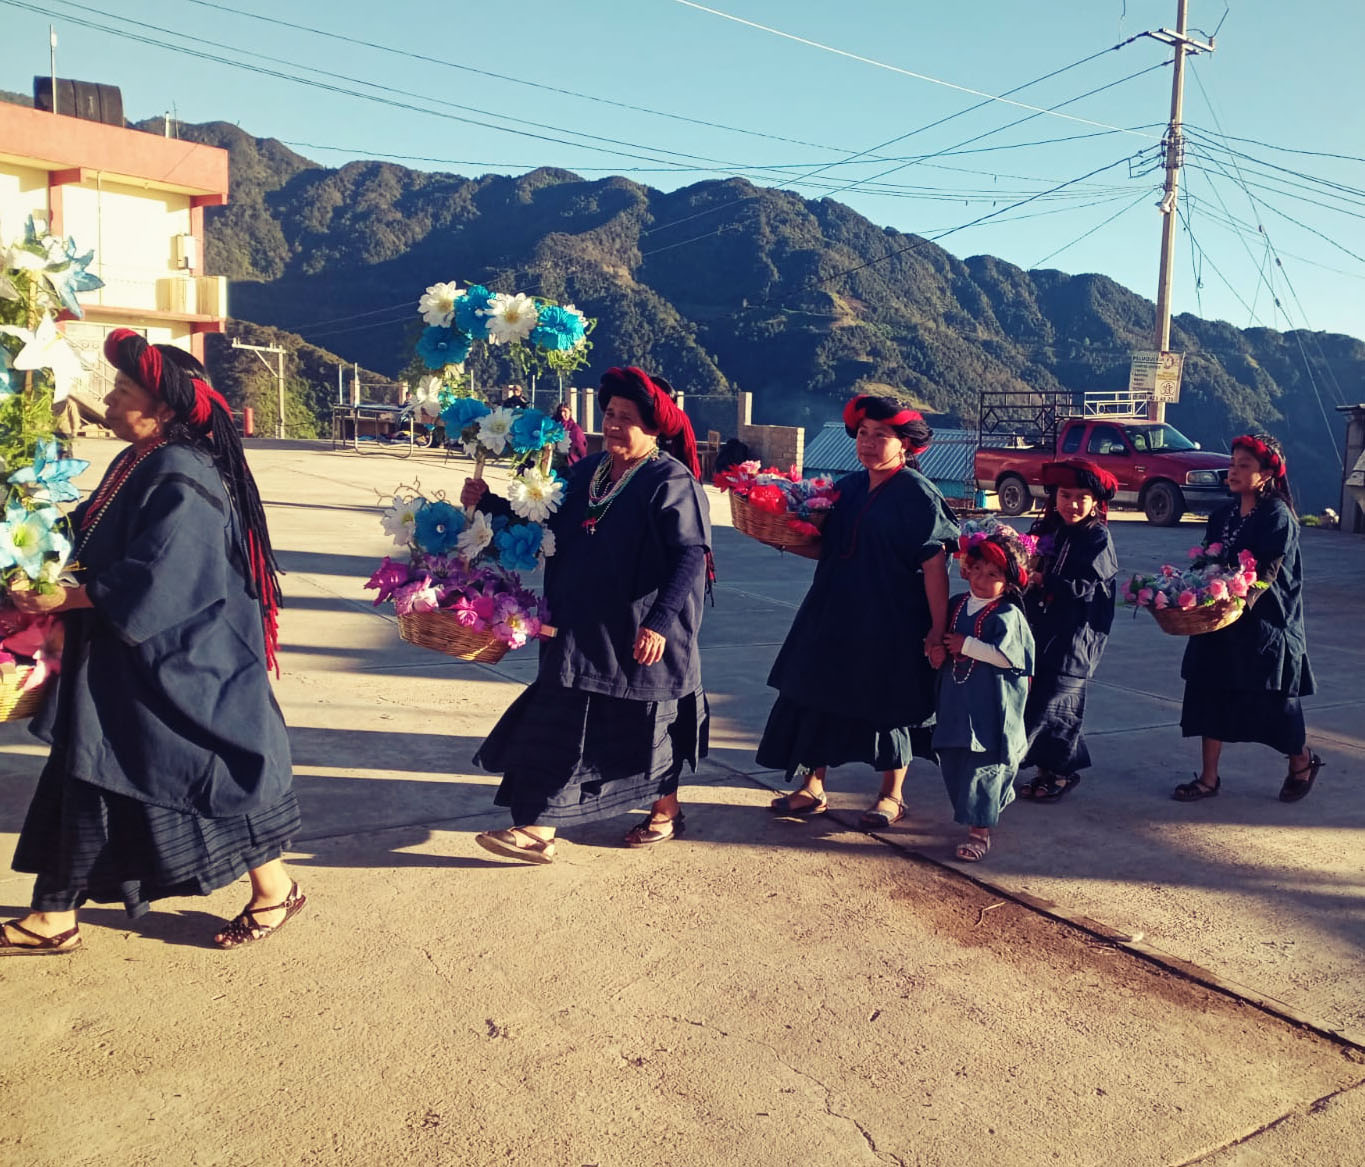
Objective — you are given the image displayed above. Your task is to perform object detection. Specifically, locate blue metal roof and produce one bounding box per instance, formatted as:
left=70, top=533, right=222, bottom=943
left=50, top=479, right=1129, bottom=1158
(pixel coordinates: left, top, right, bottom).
left=804, top=423, right=977, bottom=491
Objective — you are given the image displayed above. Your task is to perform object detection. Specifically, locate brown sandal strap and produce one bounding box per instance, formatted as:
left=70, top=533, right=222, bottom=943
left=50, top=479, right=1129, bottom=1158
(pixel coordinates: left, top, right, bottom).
left=2, top=920, right=80, bottom=948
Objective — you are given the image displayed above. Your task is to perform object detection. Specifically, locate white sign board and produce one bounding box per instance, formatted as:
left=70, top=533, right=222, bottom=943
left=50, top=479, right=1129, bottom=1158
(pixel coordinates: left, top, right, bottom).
left=1129, top=350, right=1184, bottom=404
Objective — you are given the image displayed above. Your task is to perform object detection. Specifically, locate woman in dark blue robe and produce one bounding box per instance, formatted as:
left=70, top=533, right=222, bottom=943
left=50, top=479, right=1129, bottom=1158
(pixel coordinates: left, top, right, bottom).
left=1019, top=459, right=1119, bottom=802
left=470, top=367, right=711, bottom=863
left=757, top=395, right=959, bottom=828
left=1175, top=433, right=1321, bottom=802
left=3, top=330, right=302, bottom=957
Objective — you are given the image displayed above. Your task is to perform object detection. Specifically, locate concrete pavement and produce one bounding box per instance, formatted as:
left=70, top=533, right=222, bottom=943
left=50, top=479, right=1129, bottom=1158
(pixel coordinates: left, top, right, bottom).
left=2, top=436, right=1363, bottom=1166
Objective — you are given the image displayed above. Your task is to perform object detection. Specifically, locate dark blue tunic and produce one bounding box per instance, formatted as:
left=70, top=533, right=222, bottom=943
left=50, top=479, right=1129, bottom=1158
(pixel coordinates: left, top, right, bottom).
left=475, top=451, right=712, bottom=825
left=756, top=468, right=959, bottom=777
left=32, top=443, right=292, bottom=816
left=1022, top=520, right=1118, bottom=775
left=1180, top=496, right=1315, bottom=752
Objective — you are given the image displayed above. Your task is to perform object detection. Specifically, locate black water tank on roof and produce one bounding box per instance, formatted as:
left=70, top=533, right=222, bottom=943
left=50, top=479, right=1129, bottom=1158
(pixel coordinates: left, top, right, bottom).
left=32, top=77, right=124, bottom=126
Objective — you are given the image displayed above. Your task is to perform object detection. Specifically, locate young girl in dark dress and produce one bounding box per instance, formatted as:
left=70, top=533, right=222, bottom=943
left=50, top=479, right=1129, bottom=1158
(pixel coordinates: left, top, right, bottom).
left=933, top=530, right=1035, bottom=862
left=1175, top=433, right=1322, bottom=803
left=1018, top=459, right=1119, bottom=802
left=758, top=395, right=959, bottom=828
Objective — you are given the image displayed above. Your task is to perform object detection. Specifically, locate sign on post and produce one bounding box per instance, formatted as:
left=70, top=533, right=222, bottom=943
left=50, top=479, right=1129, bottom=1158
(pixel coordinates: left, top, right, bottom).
left=1129, top=350, right=1184, bottom=404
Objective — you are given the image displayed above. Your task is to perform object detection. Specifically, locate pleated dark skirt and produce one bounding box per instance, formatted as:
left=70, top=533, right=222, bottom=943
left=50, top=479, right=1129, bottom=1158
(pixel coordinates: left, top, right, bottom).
left=474, top=682, right=709, bottom=827
left=1180, top=685, right=1307, bottom=755
left=11, top=752, right=301, bottom=919
left=1023, top=674, right=1093, bottom=775
left=756, top=695, right=936, bottom=781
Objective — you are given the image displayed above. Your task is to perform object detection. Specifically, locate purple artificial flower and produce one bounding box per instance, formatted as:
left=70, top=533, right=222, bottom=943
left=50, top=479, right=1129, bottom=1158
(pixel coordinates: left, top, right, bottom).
left=365, top=556, right=413, bottom=605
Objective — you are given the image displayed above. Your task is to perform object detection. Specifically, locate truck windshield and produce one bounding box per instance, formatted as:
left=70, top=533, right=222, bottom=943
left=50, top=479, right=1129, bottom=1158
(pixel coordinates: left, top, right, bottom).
left=1127, top=423, right=1198, bottom=453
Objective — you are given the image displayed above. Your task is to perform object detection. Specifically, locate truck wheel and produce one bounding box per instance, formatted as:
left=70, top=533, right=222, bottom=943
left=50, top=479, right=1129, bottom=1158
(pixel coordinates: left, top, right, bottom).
left=996, top=474, right=1032, bottom=516
left=1143, top=481, right=1184, bottom=526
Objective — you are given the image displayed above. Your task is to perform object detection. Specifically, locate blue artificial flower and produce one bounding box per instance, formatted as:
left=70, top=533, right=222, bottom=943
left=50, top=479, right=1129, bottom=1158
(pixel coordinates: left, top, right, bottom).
left=0, top=499, right=71, bottom=579
left=453, top=285, right=495, bottom=340
left=530, top=305, right=587, bottom=352
left=45, top=238, right=104, bottom=318
left=494, top=521, right=543, bottom=573
left=7, top=438, right=89, bottom=504
left=413, top=499, right=466, bottom=555
left=416, top=325, right=473, bottom=370
left=509, top=408, right=567, bottom=455
left=440, top=396, right=491, bottom=432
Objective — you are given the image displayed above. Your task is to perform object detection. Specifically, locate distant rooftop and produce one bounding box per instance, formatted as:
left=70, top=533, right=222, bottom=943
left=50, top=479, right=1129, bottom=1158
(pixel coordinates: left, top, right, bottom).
left=804, top=422, right=976, bottom=488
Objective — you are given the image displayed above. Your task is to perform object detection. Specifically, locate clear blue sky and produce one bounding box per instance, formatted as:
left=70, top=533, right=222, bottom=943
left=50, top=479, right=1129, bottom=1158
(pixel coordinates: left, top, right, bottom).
left=4, top=0, right=1363, bottom=343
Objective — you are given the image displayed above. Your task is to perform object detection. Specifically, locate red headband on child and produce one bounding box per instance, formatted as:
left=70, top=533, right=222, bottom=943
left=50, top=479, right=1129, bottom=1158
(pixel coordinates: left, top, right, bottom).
left=962, top=536, right=1028, bottom=588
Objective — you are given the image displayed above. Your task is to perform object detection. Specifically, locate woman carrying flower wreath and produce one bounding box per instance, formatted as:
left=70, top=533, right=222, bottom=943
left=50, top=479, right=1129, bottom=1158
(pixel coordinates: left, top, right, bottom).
left=465, top=367, right=711, bottom=861
left=758, top=394, right=958, bottom=828
left=1016, top=459, right=1119, bottom=803
left=3, top=330, right=303, bottom=956
left=1175, top=433, right=1322, bottom=803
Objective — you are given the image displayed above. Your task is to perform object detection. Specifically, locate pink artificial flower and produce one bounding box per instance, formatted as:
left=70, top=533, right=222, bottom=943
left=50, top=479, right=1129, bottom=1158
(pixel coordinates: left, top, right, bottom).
left=472, top=593, right=499, bottom=624
left=738, top=460, right=761, bottom=475
left=785, top=465, right=802, bottom=482
left=1228, top=572, right=1250, bottom=598
left=1137, top=587, right=1154, bottom=607
left=805, top=496, right=834, bottom=511
left=1238, top=549, right=1257, bottom=571
left=1178, top=589, right=1198, bottom=609
left=1161, top=564, right=1177, bottom=578
left=1188, top=546, right=1202, bottom=560
left=1154, top=591, right=1170, bottom=609
left=787, top=519, right=822, bottom=538
left=1207, top=578, right=1229, bottom=601
left=393, top=577, right=441, bottom=615
left=449, top=595, right=483, bottom=628
left=365, top=556, right=412, bottom=605
left=1207, top=541, right=1224, bottom=556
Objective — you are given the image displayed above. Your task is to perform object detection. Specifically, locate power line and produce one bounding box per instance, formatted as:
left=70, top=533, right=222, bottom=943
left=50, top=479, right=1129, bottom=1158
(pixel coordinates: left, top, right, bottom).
left=671, top=1, right=1160, bottom=140
left=1031, top=188, right=1155, bottom=267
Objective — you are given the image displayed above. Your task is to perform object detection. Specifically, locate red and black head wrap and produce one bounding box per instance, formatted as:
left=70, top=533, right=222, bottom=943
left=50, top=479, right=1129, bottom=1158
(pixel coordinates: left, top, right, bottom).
left=103, top=328, right=282, bottom=675
left=961, top=530, right=1030, bottom=590
left=1039, top=458, right=1118, bottom=522
left=598, top=366, right=702, bottom=480
left=842, top=394, right=932, bottom=456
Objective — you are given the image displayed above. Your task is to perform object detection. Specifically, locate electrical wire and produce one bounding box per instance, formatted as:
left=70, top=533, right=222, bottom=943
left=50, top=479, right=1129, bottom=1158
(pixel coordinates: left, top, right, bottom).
left=1030, top=188, right=1155, bottom=267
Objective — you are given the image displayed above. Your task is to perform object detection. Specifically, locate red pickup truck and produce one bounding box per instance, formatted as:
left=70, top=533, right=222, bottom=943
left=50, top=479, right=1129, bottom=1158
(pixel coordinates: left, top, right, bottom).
left=974, top=416, right=1231, bottom=526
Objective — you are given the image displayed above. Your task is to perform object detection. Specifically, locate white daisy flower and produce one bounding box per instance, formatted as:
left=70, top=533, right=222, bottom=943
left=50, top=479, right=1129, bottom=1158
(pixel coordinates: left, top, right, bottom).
left=380, top=494, right=426, bottom=546
left=456, top=510, right=494, bottom=560
left=410, top=375, right=443, bottom=421
left=418, top=281, right=461, bottom=327
left=476, top=407, right=514, bottom=454
left=539, top=528, right=556, bottom=559
left=506, top=469, right=565, bottom=523
left=483, top=292, right=539, bottom=345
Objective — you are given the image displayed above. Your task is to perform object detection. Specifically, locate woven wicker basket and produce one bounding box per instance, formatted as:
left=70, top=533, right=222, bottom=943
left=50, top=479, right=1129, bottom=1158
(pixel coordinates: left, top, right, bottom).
left=1151, top=598, right=1243, bottom=637
left=0, top=666, right=46, bottom=722
left=397, top=610, right=510, bottom=662
left=729, top=492, right=827, bottom=549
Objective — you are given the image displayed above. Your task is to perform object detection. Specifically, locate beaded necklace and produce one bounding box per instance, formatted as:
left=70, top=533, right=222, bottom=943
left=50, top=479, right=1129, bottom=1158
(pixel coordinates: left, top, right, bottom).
left=582, top=448, right=659, bottom=535
left=76, top=440, right=166, bottom=557
left=1220, top=496, right=1260, bottom=551
left=947, top=592, right=1002, bottom=686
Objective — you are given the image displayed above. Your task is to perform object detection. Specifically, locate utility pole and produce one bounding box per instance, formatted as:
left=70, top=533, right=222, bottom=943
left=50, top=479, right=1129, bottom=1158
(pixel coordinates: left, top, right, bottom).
left=232, top=338, right=288, bottom=438
left=1143, top=1, right=1214, bottom=422
left=48, top=26, right=57, bottom=116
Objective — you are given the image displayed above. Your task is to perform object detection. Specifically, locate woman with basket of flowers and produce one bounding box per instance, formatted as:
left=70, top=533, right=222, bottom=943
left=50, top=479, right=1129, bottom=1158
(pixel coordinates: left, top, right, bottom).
left=2, top=331, right=303, bottom=956
left=1016, top=459, right=1119, bottom=803
left=1175, top=433, right=1322, bottom=803
left=465, top=367, right=711, bottom=862
left=757, top=394, right=959, bottom=828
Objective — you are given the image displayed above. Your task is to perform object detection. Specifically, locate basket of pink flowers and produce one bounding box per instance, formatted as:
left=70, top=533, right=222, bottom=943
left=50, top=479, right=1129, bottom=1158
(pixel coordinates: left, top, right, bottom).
left=1126, top=543, right=1265, bottom=636
left=714, top=462, right=839, bottom=550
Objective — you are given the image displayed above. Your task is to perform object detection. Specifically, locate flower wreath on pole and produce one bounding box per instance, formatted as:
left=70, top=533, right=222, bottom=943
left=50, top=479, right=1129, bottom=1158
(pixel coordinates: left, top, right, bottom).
left=0, top=216, right=101, bottom=715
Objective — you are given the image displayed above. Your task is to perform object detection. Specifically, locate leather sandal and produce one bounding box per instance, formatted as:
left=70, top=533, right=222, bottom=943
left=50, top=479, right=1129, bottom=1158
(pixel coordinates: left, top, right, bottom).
left=1279, top=754, right=1325, bottom=803
left=1031, top=772, right=1082, bottom=803
left=214, top=882, right=307, bottom=949
left=1173, top=775, right=1220, bottom=802
left=625, top=810, right=686, bottom=848
left=475, top=828, right=557, bottom=864
left=769, top=788, right=827, bottom=816
left=860, top=796, right=906, bottom=828
left=0, top=920, right=81, bottom=957
left=955, top=833, right=991, bottom=863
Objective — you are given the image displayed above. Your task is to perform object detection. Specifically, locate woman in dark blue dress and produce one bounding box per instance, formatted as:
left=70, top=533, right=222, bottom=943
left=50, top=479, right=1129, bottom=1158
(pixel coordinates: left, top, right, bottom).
left=469, top=367, right=711, bottom=862
left=1175, top=433, right=1322, bottom=802
left=758, top=395, right=959, bottom=827
left=3, top=330, right=302, bottom=956
left=1018, top=459, right=1119, bottom=802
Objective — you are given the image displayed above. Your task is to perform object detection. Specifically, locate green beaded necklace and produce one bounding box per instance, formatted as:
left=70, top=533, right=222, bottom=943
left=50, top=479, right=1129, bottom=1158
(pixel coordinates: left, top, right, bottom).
left=581, top=447, right=659, bottom=535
